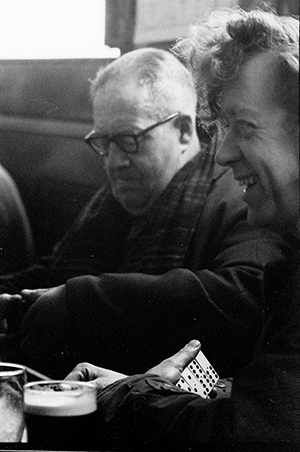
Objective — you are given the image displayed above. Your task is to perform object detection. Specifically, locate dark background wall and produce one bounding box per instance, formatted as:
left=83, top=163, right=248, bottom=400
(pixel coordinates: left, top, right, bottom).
left=0, top=59, right=110, bottom=255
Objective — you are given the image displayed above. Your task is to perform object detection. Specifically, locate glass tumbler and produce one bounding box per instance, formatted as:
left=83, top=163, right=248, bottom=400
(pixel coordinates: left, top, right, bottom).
left=0, top=362, right=26, bottom=442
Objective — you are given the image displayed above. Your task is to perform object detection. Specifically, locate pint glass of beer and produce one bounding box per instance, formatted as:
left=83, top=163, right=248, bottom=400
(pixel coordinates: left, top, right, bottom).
left=23, top=380, right=98, bottom=448
left=0, top=363, right=26, bottom=442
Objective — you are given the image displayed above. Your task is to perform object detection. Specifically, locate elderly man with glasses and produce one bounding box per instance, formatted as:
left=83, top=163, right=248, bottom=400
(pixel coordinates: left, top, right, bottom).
left=0, top=48, right=288, bottom=379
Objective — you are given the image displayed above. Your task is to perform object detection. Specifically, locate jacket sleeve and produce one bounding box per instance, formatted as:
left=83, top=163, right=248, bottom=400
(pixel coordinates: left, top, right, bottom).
left=94, top=257, right=300, bottom=446
left=19, top=258, right=299, bottom=444
left=17, top=169, right=291, bottom=378
left=61, top=172, right=291, bottom=376
left=63, top=250, right=277, bottom=377
left=17, top=230, right=290, bottom=378
left=95, top=342, right=300, bottom=446
left=95, top=374, right=226, bottom=447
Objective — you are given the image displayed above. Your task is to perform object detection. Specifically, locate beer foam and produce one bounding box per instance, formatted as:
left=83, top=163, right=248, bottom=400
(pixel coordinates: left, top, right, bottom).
left=24, top=381, right=97, bottom=417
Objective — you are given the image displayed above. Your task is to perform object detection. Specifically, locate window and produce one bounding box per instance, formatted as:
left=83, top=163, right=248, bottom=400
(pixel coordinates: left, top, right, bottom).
left=0, top=0, right=120, bottom=59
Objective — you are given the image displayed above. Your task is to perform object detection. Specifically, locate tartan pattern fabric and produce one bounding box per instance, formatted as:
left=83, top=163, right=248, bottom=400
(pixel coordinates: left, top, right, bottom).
left=118, top=143, right=214, bottom=274
left=47, top=142, right=215, bottom=283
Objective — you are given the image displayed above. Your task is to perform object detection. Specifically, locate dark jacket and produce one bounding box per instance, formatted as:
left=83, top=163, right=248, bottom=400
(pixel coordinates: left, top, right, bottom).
left=14, top=152, right=290, bottom=379
left=89, top=243, right=300, bottom=447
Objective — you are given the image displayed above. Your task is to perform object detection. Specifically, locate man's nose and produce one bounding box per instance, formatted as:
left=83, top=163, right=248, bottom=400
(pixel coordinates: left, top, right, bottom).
left=106, top=142, right=130, bottom=167
left=215, top=132, right=240, bottom=167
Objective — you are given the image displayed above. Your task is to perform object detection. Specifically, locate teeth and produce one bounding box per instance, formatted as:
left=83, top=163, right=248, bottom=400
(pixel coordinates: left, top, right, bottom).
left=238, top=176, right=256, bottom=187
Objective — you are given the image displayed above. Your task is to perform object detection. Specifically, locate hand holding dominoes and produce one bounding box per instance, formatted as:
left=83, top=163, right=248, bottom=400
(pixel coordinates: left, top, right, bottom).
left=177, top=350, right=231, bottom=399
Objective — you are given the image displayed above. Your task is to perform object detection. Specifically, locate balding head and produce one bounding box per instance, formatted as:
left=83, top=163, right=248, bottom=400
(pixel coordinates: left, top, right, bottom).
left=91, top=48, right=197, bottom=120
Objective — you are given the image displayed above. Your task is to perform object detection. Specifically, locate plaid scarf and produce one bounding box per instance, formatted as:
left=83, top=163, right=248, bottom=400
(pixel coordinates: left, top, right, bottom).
left=48, top=142, right=215, bottom=283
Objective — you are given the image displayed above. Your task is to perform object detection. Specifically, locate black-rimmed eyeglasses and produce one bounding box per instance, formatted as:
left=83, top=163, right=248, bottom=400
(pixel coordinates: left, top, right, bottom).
left=84, top=111, right=181, bottom=156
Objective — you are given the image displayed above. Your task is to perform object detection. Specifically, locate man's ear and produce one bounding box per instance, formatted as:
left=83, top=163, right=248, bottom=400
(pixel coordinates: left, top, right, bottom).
left=175, top=115, right=193, bottom=144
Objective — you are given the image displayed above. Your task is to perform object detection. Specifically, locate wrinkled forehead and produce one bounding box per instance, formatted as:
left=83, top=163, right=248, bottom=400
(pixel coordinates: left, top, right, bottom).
left=93, top=79, right=154, bottom=118
left=92, top=80, right=158, bottom=133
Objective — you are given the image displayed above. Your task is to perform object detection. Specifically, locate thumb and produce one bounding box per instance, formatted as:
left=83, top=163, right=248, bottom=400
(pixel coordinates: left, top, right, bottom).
left=146, top=339, right=201, bottom=384
left=168, top=339, right=201, bottom=372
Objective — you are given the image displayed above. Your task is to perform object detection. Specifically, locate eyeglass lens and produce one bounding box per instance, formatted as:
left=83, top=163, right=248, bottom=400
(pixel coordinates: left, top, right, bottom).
left=90, top=135, right=137, bottom=155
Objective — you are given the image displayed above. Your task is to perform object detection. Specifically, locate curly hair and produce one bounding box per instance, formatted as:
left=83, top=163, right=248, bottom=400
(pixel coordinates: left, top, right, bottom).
left=173, top=7, right=299, bottom=129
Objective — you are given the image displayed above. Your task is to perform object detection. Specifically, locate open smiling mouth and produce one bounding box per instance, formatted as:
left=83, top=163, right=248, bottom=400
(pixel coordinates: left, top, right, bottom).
left=238, top=176, right=258, bottom=191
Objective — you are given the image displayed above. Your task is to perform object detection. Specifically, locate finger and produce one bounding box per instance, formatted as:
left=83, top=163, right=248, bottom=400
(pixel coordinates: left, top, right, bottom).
left=64, top=362, right=102, bottom=382
left=65, top=363, right=127, bottom=392
left=0, top=293, right=23, bottom=303
left=146, top=339, right=201, bottom=383
left=64, top=363, right=92, bottom=381
left=169, top=339, right=201, bottom=372
left=21, top=288, right=50, bottom=303
left=22, top=288, right=50, bottom=294
left=151, top=339, right=201, bottom=373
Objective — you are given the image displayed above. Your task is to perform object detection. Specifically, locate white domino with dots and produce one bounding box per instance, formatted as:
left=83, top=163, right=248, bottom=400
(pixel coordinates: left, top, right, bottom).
left=177, top=350, right=219, bottom=398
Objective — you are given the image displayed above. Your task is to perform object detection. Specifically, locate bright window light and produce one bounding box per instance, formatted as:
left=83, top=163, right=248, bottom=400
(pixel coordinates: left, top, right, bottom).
left=0, top=0, right=120, bottom=59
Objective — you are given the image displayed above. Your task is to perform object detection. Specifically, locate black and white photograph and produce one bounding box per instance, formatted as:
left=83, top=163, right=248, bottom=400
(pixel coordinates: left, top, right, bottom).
left=0, top=0, right=299, bottom=450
